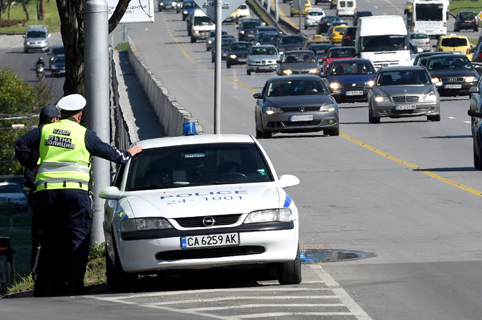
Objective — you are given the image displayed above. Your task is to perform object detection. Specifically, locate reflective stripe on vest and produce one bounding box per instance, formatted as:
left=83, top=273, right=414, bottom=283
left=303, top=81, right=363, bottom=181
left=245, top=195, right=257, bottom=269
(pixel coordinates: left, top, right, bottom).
left=35, top=120, right=90, bottom=192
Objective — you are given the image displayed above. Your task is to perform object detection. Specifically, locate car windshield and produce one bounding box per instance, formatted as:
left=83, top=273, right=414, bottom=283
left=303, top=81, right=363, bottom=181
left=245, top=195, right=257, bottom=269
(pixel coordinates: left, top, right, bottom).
left=230, top=43, right=250, bottom=50
left=27, top=31, right=47, bottom=38
left=282, top=52, right=316, bottom=63
left=440, top=37, right=468, bottom=47
left=242, top=21, right=260, bottom=28
left=460, top=12, right=475, bottom=19
left=222, top=38, right=234, bottom=46
left=330, top=61, right=375, bottom=75
left=260, top=34, right=280, bottom=42
left=53, top=55, right=65, bottom=63
left=52, top=46, right=64, bottom=55
left=308, top=11, right=323, bottom=16
left=126, top=143, right=274, bottom=190
left=411, top=33, right=428, bottom=40
left=328, top=48, right=355, bottom=58
left=323, top=16, right=339, bottom=22
left=427, top=56, right=472, bottom=70
left=194, top=16, right=213, bottom=26
left=268, top=79, right=329, bottom=97
left=377, top=70, right=431, bottom=86
left=184, top=2, right=196, bottom=8
left=250, top=47, right=277, bottom=55
left=362, top=35, right=407, bottom=52
left=280, top=36, right=304, bottom=44
left=0, top=184, right=22, bottom=193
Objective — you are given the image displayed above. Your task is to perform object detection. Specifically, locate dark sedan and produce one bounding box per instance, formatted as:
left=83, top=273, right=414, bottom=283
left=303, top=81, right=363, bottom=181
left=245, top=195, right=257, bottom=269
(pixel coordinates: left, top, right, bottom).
left=278, top=35, right=306, bottom=55
left=238, top=19, right=262, bottom=41
left=324, top=58, right=376, bottom=103
left=426, top=54, right=479, bottom=96
left=317, top=15, right=341, bottom=34
left=254, top=75, right=339, bottom=138
left=367, top=66, right=441, bottom=123
left=277, top=50, right=321, bottom=76
left=211, top=37, right=235, bottom=62
left=50, top=54, right=65, bottom=77
left=413, top=51, right=453, bottom=67
left=226, top=41, right=252, bottom=68
left=467, top=77, right=482, bottom=169
left=254, top=32, right=281, bottom=47
left=307, top=43, right=334, bottom=62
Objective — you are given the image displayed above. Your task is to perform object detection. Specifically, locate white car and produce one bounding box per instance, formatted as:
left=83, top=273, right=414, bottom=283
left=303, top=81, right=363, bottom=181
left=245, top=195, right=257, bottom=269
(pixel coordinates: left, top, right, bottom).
left=236, top=3, right=251, bottom=22
left=0, top=182, right=28, bottom=211
left=409, top=32, right=432, bottom=53
left=304, top=8, right=325, bottom=30
left=100, top=134, right=301, bottom=292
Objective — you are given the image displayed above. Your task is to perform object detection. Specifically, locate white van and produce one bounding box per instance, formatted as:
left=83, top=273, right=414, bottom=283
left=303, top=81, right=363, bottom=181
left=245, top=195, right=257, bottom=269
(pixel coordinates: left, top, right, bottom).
left=190, top=9, right=215, bottom=43
left=336, top=0, right=356, bottom=17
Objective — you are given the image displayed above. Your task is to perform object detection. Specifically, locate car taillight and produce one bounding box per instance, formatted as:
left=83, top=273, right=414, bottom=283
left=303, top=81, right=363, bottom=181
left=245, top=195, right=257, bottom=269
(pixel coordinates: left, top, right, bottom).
left=426, top=41, right=430, bottom=45
left=345, top=35, right=351, bottom=39
left=466, top=48, right=470, bottom=55
left=444, top=22, right=446, bottom=27
left=478, top=52, right=482, bottom=59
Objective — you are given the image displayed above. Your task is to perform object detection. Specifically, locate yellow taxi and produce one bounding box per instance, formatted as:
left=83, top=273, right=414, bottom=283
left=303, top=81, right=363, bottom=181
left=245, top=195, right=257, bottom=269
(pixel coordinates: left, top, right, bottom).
left=303, top=35, right=331, bottom=49
left=291, top=0, right=312, bottom=17
left=435, top=35, right=473, bottom=61
left=328, top=25, right=347, bottom=44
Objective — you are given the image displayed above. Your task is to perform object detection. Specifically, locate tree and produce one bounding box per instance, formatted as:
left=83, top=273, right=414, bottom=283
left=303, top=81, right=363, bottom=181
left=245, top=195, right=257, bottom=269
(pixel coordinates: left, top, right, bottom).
left=57, top=0, right=131, bottom=95
left=0, top=69, right=37, bottom=175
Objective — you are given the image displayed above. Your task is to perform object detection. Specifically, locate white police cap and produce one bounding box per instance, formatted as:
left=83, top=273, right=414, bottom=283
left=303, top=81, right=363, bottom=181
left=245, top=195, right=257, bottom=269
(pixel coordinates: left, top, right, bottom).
left=57, top=94, right=86, bottom=112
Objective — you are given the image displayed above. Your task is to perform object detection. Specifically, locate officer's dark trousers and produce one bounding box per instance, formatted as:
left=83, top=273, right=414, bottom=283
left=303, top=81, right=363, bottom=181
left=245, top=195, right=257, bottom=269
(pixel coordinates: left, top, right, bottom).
left=36, top=189, right=93, bottom=296
left=29, top=191, right=47, bottom=297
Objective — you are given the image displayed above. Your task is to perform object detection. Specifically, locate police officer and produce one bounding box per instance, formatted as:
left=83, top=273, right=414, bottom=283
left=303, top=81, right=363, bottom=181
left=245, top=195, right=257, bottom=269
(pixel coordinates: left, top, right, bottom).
left=15, top=94, right=143, bottom=296
left=23, top=104, right=61, bottom=297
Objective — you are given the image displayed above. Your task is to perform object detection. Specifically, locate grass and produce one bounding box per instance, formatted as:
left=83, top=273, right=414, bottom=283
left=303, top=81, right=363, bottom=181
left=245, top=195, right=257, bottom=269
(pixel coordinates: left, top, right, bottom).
left=449, top=0, right=482, bottom=16
left=115, top=42, right=129, bottom=51
left=0, top=1, right=60, bottom=34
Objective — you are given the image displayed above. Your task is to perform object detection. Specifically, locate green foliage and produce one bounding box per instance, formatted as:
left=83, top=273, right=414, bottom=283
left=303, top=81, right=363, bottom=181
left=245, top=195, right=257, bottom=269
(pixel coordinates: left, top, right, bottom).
left=0, top=1, right=60, bottom=34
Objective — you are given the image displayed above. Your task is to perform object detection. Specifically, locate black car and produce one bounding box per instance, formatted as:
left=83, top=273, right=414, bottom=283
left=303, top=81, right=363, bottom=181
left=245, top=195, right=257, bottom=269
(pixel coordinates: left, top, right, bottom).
left=254, top=32, right=281, bottom=47
left=454, top=11, right=478, bottom=32
left=307, top=43, right=334, bottom=62
left=471, top=42, right=482, bottom=62
left=468, top=77, right=482, bottom=169
left=341, top=26, right=356, bottom=46
left=226, top=41, right=252, bottom=68
left=278, top=35, right=306, bottom=54
left=254, top=26, right=280, bottom=39
left=426, top=54, right=479, bottom=96
left=317, top=15, right=341, bottom=34
left=353, top=11, right=372, bottom=26
left=277, top=50, right=321, bottom=76
left=49, top=44, right=64, bottom=70
left=211, top=37, right=235, bottom=62
left=50, top=54, right=66, bottom=77
left=158, top=0, right=179, bottom=11
left=412, top=51, right=452, bottom=67
left=238, top=19, right=262, bottom=41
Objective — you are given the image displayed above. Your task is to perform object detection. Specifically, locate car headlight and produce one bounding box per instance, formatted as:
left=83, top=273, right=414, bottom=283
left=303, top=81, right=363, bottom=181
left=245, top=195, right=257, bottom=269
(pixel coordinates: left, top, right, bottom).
left=194, top=30, right=199, bottom=34
left=240, top=30, right=245, bottom=34
left=160, top=2, right=164, bottom=5
left=50, top=57, right=54, bottom=62
left=26, top=41, right=31, bottom=45
left=308, top=68, right=320, bottom=74
left=329, top=82, right=340, bottom=90
left=320, top=104, right=336, bottom=112
left=229, top=54, right=237, bottom=59
left=244, top=208, right=293, bottom=224
left=207, top=40, right=213, bottom=44
left=374, top=95, right=389, bottom=103
left=121, top=218, right=173, bottom=232
left=266, top=106, right=283, bottom=114
left=420, top=91, right=437, bottom=103
left=366, top=80, right=374, bottom=88
left=282, top=69, right=292, bottom=75
left=465, top=76, right=476, bottom=83
left=431, top=77, right=440, bottom=84
left=183, top=10, right=187, bottom=14
left=51, top=65, right=57, bottom=70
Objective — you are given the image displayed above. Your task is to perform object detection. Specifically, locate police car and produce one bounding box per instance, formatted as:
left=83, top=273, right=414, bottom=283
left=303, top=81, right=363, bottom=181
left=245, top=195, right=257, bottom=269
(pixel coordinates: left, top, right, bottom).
left=100, top=133, right=301, bottom=292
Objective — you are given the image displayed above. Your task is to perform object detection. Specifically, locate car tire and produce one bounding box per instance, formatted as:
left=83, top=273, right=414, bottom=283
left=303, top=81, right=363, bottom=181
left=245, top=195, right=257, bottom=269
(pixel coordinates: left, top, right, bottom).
left=304, top=25, right=307, bottom=30
left=327, top=127, right=340, bottom=136
left=247, top=70, right=252, bottom=75
left=474, top=138, right=482, bottom=170
left=474, top=27, right=479, bottom=32
left=226, top=62, right=231, bottom=68
left=427, top=114, right=440, bottom=121
left=278, top=246, right=302, bottom=285
left=106, top=238, right=138, bottom=293
left=191, top=37, right=196, bottom=43
left=368, top=106, right=380, bottom=124
left=212, top=56, right=215, bottom=63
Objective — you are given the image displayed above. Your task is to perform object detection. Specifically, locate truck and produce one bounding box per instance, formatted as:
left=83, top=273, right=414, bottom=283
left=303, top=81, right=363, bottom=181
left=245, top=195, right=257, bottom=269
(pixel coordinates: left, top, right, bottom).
left=355, top=15, right=411, bottom=70
left=190, top=9, right=215, bottom=43
left=405, top=0, right=449, bottom=38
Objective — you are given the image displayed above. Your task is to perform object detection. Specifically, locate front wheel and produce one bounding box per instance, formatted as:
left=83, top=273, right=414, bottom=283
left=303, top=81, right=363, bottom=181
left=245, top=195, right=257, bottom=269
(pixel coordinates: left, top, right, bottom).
left=106, top=239, right=138, bottom=293
left=278, top=246, right=302, bottom=285
left=226, top=62, right=231, bottom=68
left=427, top=114, right=440, bottom=121
left=247, top=69, right=252, bottom=75
left=368, top=106, right=380, bottom=124
left=326, top=127, right=340, bottom=136
left=474, top=138, right=482, bottom=170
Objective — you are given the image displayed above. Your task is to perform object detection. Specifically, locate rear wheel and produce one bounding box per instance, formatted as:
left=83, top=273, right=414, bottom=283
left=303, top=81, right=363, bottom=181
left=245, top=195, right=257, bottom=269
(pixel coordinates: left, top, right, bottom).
left=278, top=246, right=302, bottom=285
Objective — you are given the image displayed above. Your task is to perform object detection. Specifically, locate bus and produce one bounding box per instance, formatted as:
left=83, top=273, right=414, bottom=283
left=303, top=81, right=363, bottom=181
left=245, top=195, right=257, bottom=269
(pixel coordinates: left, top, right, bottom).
left=405, top=0, right=449, bottom=38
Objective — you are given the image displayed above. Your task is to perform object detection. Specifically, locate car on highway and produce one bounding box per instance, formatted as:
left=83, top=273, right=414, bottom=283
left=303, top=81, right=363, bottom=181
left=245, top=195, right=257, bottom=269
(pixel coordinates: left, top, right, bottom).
left=471, top=42, right=482, bottom=63
left=434, top=35, right=473, bottom=61
left=278, top=35, right=306, bottom=55
left=307, top=43, right=334, bottom=62
left=426, top=54, right=479, bottom=96
left=366, top=65, right=441, bottom=123
left=50, top=54, right=66, bottom=77
left=324, top=58, right=376, bottom=103
left=277, top=50, right=321, bottom=76
left=211, top=37, right=235, bottom=62
left=181, top=0, right=197, bottom=21
left=341, top=26, right=356, bottom=46
left=158, top=0, right=180, bottom=12
left=353, top=10, right=372, bottom=26
left=413, top=51, right=452, bottom=67
left=238, top=18, right=262, bottom=41
left=317, top=15, right=341, bottom=34
left=0, top=182, right=28, bottom=211
left=246, top=44, right=280, bottom=75
left=304, top=8, right=325, bottom=30
left=454, top=11, right=478, bottom=32
left=328, top=25, right=347, bottom=44
left=49, top=44, right=64, bottom=70
left=254, top=26, right=280, bottom=41
left=467, top=77, right=482, bottom=169
left=205, top=30, right=228, bottom=51
left=321, top=46, right=356, bottom=74
left=226, top=41, right=252, bottom=68
left=291, top=0, right=312, bottom=16
left=23, top=25, right=51, bottom=53
left=254, top=32, right=281, bottom=47
left=236, top=3, right=250, bottom=23
left=254, top=75, right=339, bottom=138
left=303, top=35, right=331, bottom=50
left=409, top=32, right=431, bottom=52
left=100, top=134, right=302, bottom=292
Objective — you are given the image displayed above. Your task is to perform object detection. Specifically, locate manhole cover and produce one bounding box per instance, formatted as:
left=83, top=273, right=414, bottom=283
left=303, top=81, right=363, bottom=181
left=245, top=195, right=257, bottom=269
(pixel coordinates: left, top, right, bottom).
left=301, top=249, right=375, bottom=263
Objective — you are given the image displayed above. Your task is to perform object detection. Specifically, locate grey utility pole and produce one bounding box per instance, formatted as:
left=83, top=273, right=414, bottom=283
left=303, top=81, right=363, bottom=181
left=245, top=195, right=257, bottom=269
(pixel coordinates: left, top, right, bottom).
left=84, top=0, right=110, bottom=245
left=214, top=0, right=222, bottom=134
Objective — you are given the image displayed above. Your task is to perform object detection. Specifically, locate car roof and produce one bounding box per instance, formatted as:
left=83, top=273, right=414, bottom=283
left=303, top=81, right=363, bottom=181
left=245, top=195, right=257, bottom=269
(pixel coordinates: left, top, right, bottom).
left=134, top=134, right=256, bottom=149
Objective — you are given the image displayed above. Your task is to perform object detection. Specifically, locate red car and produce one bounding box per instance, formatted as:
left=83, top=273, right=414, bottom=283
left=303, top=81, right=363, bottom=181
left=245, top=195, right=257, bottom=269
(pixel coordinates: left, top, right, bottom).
left=321, top=46, right=356, bottom=75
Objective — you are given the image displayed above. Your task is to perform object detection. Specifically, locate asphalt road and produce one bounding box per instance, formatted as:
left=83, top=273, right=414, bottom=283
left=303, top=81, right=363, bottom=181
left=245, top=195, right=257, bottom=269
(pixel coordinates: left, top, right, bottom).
left=3, top=1, right=482, bottom=319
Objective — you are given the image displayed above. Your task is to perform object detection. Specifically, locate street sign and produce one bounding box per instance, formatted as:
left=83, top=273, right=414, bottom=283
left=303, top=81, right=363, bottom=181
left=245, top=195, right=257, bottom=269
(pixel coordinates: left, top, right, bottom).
left=192, top=0, right=245, bottom=22
left=107, top=0, right=155, bottom=23
left=478, top=11, right=482, bottom=21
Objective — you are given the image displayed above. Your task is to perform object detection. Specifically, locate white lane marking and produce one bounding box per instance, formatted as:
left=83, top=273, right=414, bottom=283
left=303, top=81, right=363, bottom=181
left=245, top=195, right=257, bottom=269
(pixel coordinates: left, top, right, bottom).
left=312, top=265, right=373, bottom=320
left=464, top=121, right=471, bottom=123
left=188, top=303, right=345, bottom=311
left=235, top=312, right=356, bottom=318
left=448, top=117, right=456, bottom=119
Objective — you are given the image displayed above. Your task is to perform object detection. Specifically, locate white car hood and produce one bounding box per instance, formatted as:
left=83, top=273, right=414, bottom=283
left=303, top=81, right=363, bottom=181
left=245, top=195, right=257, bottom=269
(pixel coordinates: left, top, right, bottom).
left=125, top=184, right=285, bottom=219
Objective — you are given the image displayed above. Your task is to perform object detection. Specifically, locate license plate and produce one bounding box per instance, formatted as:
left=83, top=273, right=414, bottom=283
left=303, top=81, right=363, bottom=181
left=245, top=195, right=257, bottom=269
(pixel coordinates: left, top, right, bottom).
left=346, top=90, right=363, bottom=96
left=396, top=104, right=416, bottom=110
left=290, top=114, right=313, bottom=122
left=238, top=58, right=247, bottom=62
left=444, top=84, right=462, bottom=89
left=181, top=233, right=239, bottom=249
left=258, top=66, right=271, bottom=69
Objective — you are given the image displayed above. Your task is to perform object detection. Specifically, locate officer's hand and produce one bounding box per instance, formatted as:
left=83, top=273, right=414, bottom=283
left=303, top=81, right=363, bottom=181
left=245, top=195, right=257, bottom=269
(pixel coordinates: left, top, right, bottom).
left=32, top=166, right=39, bottom=176
left=128, top=145, right=143, bottom=157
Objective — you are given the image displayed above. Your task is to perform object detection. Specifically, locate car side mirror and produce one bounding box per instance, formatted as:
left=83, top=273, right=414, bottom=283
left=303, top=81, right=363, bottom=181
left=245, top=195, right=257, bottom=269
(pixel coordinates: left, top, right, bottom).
left=99, top=186, right=123, bottom=200
left=278, top=174, right=300, bottom=188
left=468, top=109, right=482, bottom=118
left=253, top=92, right=263, bottom=99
